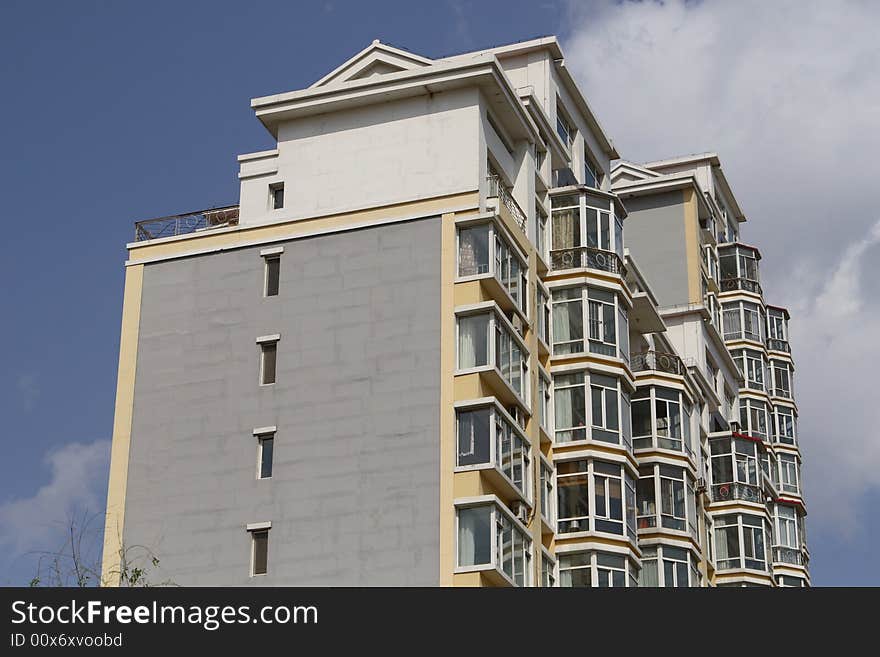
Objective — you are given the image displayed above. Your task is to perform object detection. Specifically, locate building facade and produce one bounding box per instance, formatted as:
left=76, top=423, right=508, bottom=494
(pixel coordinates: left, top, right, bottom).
left=102, top=37, right=808, bottom=587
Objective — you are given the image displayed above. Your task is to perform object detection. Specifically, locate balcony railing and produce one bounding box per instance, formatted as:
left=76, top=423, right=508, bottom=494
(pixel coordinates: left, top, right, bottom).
left=630, top=351, right=685, bottom=376
left=134, top=206, right=239, bottom=242
left=710, top=482, right=763, bottom=504
left=487, top=175, right=527, bottom=233
left=770, top=387, right=792, bottom=399
left=549, top=246, right=625, bottom=275
left=720, top=277, right=763, bottom=295
left=772, top=546, right=806, bottom=566
left=767, top=338, right=791, bottom=353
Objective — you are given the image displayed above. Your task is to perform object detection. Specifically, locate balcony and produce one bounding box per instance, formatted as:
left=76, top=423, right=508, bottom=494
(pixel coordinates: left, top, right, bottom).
left=720, top=277, right=763, bottom=295
left=549, top=246, right=625, bottom=276
left=487, top=175, right=526, bottom=233
left=709, top=482, right=763, bottom=504
left=630, top=351, right=685, bottom=376
left=772, top=546, right=807, bottom=567
left=134, top=205, right=239, bottom=242
left=767, top=338, right=791, bottom=353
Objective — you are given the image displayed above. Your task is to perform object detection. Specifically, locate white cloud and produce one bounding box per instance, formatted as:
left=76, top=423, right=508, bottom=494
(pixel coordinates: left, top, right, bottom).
left=0, top=439, right=110, bottom=583
left=560, top=0, right=880, bottom=536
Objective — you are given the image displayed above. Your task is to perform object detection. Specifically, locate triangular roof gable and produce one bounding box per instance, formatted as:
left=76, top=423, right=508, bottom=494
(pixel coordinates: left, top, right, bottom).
left=310, top=40, right=434, bottom=88
left=610, top=160, right=661, bottom=184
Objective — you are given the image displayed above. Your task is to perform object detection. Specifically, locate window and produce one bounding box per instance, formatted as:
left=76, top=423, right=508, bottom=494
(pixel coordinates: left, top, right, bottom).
left=536, top=285, right=550, bottom=347
left=710, top=437, right=760, bottom=501
left=659, top=465, right=687, bottom=531
left=779, top=454, right=799, bottom=494
left=777, top=575, right=807, bottom=588
left=249, top=527, right=270, bottom=576
left=556, top=104, right=573, bottom=149
left=455, top=404, right=531, bottom=498
left=549, top=193, right=622, bottom=272
left=457, top=313, right=490, bottom=369
left=588, top=288, right=616, bottom=356
left=553, top=370, right=626, bottom=447
left=723, top=301, right=764, bottom=342
left=264, top=256, right=280, bottom=297
left=584, top=149, right=600, bottom=189
left=591, top=374, right=620, bottom=443
left=457, top=222, right=528, bottom=315
left=542, top=552, right=556, bottom=587
left=557, top=460, right=589, bottom=533
left=767, top=308, right=788, bottom=347
left=551, top=286, right=626, bottom=358
left=540, top=459, right=554, bottom=523
left=554, top=372, right=587, bottom=443
left=551, top=287, right=583, bottom=355
left=537, top=370, right=551, bottom=434
left=771, top=360, right=792, bottom=398
left=558, top=551, right=636, bottom=587
left=637, top=464, right=694, bottom=535
left=593, top=461, right=624, bottom=534
left=733, top=349, right=768, bottom=392
left=257, top=434, right=274, bottom=479
left=536, top=210, right=548, bottom=263
left=661, top=546, right=691, bottom=588
left=270, top=183, right=284, bottom=210
left=774, top=406, right=797, bottom=445
left=456, top=502, right=532, bottom=586
left=739, top=398, right=769, bottom=441
left=258, top=338, right=279, bottom=385
left=776, top=505, right=799, bottom=549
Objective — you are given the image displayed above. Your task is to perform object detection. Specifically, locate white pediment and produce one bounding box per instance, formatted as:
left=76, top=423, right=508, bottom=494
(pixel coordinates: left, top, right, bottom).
left=310, top=40, right=433, bottom=88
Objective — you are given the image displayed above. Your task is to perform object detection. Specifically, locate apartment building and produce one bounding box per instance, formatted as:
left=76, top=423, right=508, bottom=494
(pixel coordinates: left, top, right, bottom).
left=612, top=154, right=809, bottom=587
left=102, top=36, right=807, bottom=587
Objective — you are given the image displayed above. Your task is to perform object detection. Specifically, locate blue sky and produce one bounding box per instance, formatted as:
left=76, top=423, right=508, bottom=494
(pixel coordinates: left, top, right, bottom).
left=1, top=0, right=877, bottom=586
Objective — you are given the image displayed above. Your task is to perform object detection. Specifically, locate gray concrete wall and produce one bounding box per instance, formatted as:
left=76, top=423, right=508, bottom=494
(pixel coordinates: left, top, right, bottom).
left=123, top=217, right=442, bottom=585
left=622, top=191, right=688, bottom=308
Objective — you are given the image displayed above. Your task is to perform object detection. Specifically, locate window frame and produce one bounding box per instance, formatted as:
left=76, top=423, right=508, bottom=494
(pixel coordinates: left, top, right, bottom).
left=454, top=497, right=533, bottom=587
left=256, top=335, right=280, bottom=386
left=253, top=426, right=276, bottom=480
left=247, top=522, right=271, bottom=577
left=552, top=368, right=629, bottom=448
left=550, top=284, right=627, bottom=360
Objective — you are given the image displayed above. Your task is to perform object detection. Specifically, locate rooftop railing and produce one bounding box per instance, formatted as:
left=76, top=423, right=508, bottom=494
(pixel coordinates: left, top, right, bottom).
left=720, top=277, right=763, bottom=295
left=630, top=350, right=685, bottom=376
left=487, top=175, right=527, bottom=233
left=134, top=205, right=239, bottom=242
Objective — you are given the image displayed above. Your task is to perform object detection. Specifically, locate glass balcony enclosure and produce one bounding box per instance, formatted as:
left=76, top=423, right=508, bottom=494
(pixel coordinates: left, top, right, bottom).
left=457, top=221, right=528, bottom=316
left=739, top=397, right=770, bottom=441
left=710, top=436, right=762, bottom=502
left=770, top=359, right=794, bottom=398
left=551, top=285, right=629, bottom=362
left=719, top=243, right=762, bottom=294
left=778, top=453, right=800, bottom=495
left=714, top=513, right=771, bottom=572
left=767, top=307, right=791, bottom=352
left=637, top=464, right=698, bottom=539
left=456, top=403, right=531, bottom=500
left=456, top=502, right=532, bottom=586
left=558, top=550, right=639, bottom=587
left=732, top=348, right=770, bottom=393
left=631, top=385, right=693, bottom=454
left=723, top=301, right=766, bottom=343
left=553, top=370, right=632, bottom=449
left=773, top=405, right=798, bottom=446
left=556, top=459, right=637, bottom=540
left=640, top=545, right=701, bottom=587
left=773, top=504, right=806, bottom=566
left=549, top=192, right=624, bottom=275
left=456, top=307, right=529, bottom=404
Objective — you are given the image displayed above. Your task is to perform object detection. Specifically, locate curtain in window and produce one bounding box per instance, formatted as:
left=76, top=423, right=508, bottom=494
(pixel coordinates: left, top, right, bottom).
left=554, top=387, right=575, bottom=440
left=458, top=315, right=488, bottom=368
left=640, top=559, right=659, bottom=587
left=459, top=225, right=489, bottom=276
left=551, top=208, right=578, bottom=251
left=458, top=506, right=491, bottom=567
left=552, top=299, right=583, bottom=352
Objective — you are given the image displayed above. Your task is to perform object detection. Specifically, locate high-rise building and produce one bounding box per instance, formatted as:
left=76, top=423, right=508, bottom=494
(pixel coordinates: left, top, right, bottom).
left=612, top=154, right=809, bottom=587
left=102, top=36, right=807, bottom=587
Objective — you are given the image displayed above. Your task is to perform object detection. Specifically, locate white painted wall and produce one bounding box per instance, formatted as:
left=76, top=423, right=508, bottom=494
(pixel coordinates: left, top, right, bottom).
left=238, top=87, right=482, bottom=226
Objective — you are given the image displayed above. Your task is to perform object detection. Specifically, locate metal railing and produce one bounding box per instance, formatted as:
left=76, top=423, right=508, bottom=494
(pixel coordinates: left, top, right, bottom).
left=134, top=205, right=239, bottom=242
left=487, top=175, right=527, bottom=232
left=630, top=350, right=685, bottom=376
left=709, top=482, right=763, bottom=503
left=549, top=246, right=626, bottom=275
left=772, top=546, right=805, bottom=566
left=720, top=277, right=763, bottom=295
left=767, top=338, right=791, bottom=353
left=770, top=387, right=792, bottom=399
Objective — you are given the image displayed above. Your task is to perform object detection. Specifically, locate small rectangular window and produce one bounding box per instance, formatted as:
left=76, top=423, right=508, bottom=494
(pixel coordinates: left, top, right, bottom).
left=265, top=256, right=280, bottom=297
left=258, top=435, right=274, bottom=479
left=260, top=342, right=277, bottom=385
left=251, top=530, right=269, bottom=576
left=271, top=183, right=284, bottom=210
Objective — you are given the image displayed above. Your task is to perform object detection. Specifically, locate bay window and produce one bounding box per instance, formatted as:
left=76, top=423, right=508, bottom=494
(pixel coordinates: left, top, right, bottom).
left=556, top=459, right=635, bottom=538
left=631, top=386, right=691, bottom=453
left=456, top=403, right=531, bottom=500
left=710, top=437, right=760, bottom=501
left=551, top=285, right=628, bottom=359
left=739, top=397, right=769, bottom=441
left=642, top=546, right=706, bottom=588
left=456, top=501, right=532, bottom=586
left=456, top=307, right=529, bottom=403
left=637, top=464, right=696, bottom=535
left=723, top=301, right=765, bottom=342
left=733, top=349, right=768, bottom=392
left=714, top=513, right=769, bottom=572
left=457, top=221, right=528, bottom=315
left=549, top=192, right=623, bottom=274
left=767, top=307, right=790, bottom=351
left=719, top=244, right=761, bottom=294
left=542, top=550, right=556, bottom=587
left=558, top=551, right=638, bottom=587
left=775, top=505, right=799, bottom=549
left=774, top=405, right=797, bottom=445
left=553, top=370, right=629, bottom=447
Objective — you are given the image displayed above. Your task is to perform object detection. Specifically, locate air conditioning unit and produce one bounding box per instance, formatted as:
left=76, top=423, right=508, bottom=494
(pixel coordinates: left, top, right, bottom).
left=510, top=500, right=529, bottom=524
left=696, top=477, right=707, bottom=494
